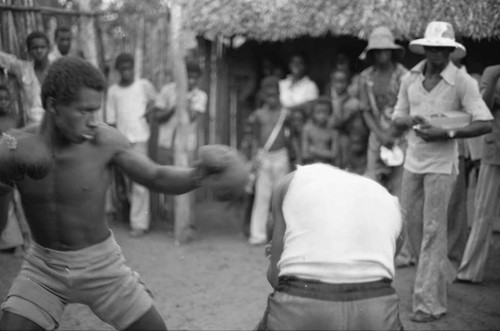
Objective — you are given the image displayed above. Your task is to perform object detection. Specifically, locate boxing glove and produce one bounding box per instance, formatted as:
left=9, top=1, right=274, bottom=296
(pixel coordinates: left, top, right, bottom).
left=197, top=144, right=250, bottom=200
left=0, top=132, right=53, bottom=183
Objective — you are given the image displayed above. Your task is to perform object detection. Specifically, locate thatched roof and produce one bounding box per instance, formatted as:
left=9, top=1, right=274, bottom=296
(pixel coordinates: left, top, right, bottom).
left=183, top=0, right=500, bottom=41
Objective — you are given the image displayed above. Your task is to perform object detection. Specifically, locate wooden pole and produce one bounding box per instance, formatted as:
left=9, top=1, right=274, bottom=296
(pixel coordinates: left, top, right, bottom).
left=208, top=39, right=218, bottom=144
left=75, top=0, right=99, bottom=68
left=170, top=1, right=192, bottom=244
left=134, top=14, right=145, bottom=80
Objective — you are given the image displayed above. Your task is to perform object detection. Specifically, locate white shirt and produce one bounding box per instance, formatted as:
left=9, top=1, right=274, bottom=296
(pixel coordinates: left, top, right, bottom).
left=279, top=75, right=319, bottom=108
left=392, top=61, right=492, bottom=174
left=48, top=47, right=82, bottom=63
left=278, top=164, right=402, bottom=283
left=155, top=83, right=207, bottom=149
left=106, top=79, right=156, bottom=143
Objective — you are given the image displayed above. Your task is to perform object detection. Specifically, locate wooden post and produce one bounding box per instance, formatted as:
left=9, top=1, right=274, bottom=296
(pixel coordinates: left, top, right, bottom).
left=76, top=0, right=99, bottom=68
left=170, top=1, right=192, bottom=244
left=208, top=39, right=218, bottom=144
left=134, top=14, right=145, bottom=80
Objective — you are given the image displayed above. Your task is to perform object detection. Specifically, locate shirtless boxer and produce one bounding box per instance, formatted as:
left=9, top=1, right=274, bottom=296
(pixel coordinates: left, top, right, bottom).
left=0, top=57, right=246, bottom=331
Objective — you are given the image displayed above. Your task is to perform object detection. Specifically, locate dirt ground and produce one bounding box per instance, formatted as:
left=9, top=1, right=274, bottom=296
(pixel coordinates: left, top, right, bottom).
left=1, top=199, right=500, bottom=330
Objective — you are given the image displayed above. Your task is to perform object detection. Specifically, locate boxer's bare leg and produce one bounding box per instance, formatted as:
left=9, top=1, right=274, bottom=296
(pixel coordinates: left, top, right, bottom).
left=0, top=311, right=44, bottom=331
left=124, top=306, right=167, bottom=331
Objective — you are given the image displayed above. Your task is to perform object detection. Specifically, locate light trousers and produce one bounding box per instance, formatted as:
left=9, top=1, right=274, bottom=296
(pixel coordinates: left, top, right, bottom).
left=447, top=156, right=469, bottom=268
left=458, top=163, right=500, bottom=282
left=127, top=142, right=151, bottom=231
left=249, top=149, right=290, bottom=244
left=400, top=169, right=456, bottom=316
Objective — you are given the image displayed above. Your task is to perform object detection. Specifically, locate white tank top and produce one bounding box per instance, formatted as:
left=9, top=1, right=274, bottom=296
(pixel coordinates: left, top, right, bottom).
left=278, top=164, right=401, bottom=283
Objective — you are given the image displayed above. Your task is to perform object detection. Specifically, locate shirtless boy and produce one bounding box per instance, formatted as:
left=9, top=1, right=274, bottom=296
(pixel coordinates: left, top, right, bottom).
left=302, top=96, right=338, bottom=165
left=0, top=57, right=245, bottom=331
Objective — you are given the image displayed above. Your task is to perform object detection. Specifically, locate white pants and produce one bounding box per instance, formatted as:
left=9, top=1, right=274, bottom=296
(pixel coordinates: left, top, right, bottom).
left=127, top=142, right=151, bottom=231
left=458, top=163, right=500, bottom=282
left=249, top=148, right=290, bottom=243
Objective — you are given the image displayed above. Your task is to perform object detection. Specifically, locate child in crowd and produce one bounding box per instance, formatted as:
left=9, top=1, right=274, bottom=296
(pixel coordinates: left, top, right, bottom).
left=0, top=86, right=17, bottom=133
left=302, top=96, right=338, bottom=165
left=286, top=109, right=305, bottom=168
left=328, top=69, right=366, bottom=169
left=0, top=85, right=28, bottom=255
left=245, top=76, right=290, bottom=245
left=344, top=120, right=369, bottom=174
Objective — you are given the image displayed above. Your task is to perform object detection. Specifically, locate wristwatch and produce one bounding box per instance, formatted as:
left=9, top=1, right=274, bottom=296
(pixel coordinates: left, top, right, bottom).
left=447, top=130, right=456, bottom=139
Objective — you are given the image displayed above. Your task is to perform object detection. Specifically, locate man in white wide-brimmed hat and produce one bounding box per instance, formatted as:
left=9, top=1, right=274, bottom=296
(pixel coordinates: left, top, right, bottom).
left=392, top=21, right=493, bottom=323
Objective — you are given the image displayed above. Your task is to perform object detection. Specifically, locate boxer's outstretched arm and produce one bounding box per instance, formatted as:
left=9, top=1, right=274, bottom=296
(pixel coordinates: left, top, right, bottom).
left=113, top=149, right=200, bottom=195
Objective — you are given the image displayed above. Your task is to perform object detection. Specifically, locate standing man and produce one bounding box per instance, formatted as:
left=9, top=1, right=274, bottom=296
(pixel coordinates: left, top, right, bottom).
left=150, top=61, right=207, bottom=235
left=279, top=52, right=319, bottom=117
left=392, top=21, right=493, bottom=322
left=106, top=53, right=157, bottom=237
left=0, top=56, right=246, bottom=331
left=358, top=26, right=408, bottom=197
left=457, top=64, right=500, bottom=283
left=0, top=31, right=50, bottom=124
left=48, top=26, right=81, bottom=63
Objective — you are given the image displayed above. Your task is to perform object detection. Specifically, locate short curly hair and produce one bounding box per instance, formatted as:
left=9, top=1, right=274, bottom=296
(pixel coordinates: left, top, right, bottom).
left=260, top=75, right=280, bottom=90
left=313, top=96, right=332, bottom=114
left=26, top=31, right=50, bottom=50
left=41, top=57, right=106, bottom=109
left=114, top=53, right=134, bottom=70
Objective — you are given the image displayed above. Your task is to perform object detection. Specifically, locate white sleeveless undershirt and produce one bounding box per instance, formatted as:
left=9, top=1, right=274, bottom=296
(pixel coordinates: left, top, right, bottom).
left=278, top=164, right=402, bottom=283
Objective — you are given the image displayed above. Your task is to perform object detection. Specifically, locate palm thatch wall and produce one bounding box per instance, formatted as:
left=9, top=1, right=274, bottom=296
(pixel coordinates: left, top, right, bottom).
left=184, top=0, right=500, bottom=41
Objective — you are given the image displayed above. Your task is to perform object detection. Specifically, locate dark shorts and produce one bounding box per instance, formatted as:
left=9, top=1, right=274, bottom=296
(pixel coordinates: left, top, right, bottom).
left=256, top=277, right=404, bottom=331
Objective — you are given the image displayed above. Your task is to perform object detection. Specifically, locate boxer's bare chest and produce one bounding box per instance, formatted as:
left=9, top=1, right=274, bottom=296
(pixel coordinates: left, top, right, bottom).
left=17, top=143, right=113, bottom=204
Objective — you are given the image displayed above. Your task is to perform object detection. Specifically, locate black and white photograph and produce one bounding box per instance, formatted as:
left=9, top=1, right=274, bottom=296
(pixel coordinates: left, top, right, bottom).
left=1, top=0, right=500, bottom=330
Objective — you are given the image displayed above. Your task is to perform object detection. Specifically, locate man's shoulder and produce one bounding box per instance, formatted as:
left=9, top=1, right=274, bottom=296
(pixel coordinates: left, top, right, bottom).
left=359, top=66, right=374, bottom=78
left=254, top=107, right=267, bottom=117
left=344, top=96, right=360, bottom=109
left=158, top=82, right=176, bottom=96
left=138, top=78, right=153, bottom=86
left=95, top=122, right=129, bottom=150
left=192, top=87, right=207, bottom=97
left=107, top=83, right=119, bottom=93
left=302, top=120, right=314, bottom=132
left=455, top=67, right=478, bottom=86
left=302, top=76, right=318, bottom=86
left=396, top=63, right=409, bottom=74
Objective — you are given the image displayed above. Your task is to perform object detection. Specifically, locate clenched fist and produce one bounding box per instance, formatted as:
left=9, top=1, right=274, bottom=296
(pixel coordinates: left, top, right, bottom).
left=196, top=145, right=250, bottom=200
left=0, top=132, right=53, bottom=184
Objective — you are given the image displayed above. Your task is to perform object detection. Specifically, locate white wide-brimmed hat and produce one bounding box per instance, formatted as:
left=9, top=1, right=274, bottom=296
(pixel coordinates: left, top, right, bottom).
left=359, top=26, right=404, bottom=60
left=409, top=21, right=466, bottom=59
